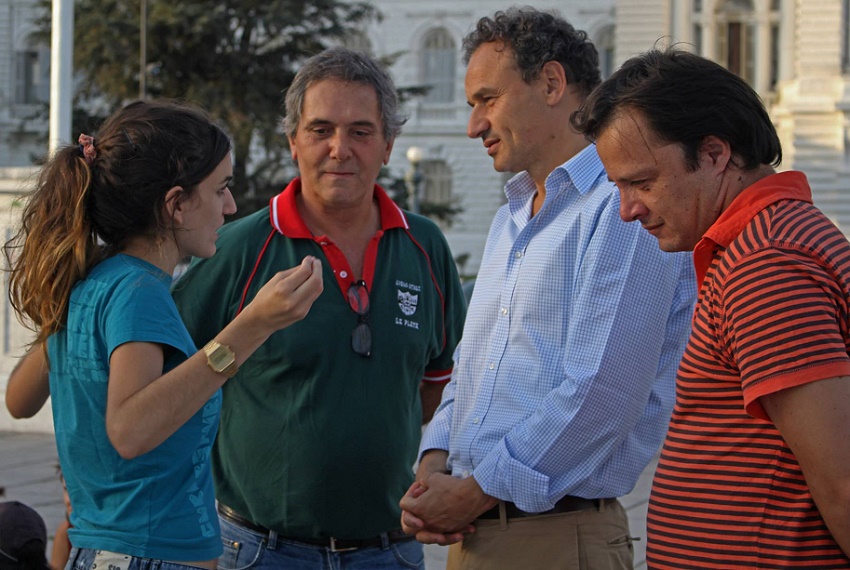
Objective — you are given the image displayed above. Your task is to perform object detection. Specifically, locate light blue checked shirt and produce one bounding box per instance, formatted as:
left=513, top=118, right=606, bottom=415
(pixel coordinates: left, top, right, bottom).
left=420, top=145, right=696, bottom=512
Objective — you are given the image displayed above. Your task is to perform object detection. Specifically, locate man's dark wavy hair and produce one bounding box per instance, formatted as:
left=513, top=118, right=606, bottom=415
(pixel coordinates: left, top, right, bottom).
left=571, top=48, right=781, bottom=171
left=462, top=6, right=601, bottom=98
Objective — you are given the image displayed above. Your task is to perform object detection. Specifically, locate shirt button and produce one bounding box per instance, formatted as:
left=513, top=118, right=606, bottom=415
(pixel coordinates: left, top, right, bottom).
left=340, top=271, right=348, bottom=278
left=515, top=251, right=523, bottom=258
left=472, top=417, right=479, bottom=424
left=501, top=308, right=508, bottom=315
left=488, top=363, right=495, bottom=370
left=462, top=470, right=470, bottom=477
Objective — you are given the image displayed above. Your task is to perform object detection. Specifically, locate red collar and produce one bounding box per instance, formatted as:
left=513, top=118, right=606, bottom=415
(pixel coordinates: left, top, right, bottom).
left=693, top=171, right=812, bottom=290
left=269, top=177, right=409, bottom=237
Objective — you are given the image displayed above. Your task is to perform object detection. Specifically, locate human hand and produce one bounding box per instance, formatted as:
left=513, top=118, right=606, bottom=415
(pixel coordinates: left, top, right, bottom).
left=400, top=481, right=428, bottom=534
left=399, top=472, right=493, bottom=535
left=400, top=481, right=471, bottom=545
left=243, top=256, right=323, bottom=334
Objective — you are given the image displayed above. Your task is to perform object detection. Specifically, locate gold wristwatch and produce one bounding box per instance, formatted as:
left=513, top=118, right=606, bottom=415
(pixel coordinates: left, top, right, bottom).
left=202, top=340, right=238, bottom=378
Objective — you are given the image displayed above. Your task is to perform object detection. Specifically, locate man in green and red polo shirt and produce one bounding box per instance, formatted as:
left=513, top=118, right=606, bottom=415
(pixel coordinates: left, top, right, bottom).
left=173, top=47, right=465, bottom=570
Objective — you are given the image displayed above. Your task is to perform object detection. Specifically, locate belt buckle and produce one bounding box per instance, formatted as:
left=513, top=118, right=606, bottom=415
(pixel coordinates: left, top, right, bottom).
left=329, top=537, right=358, bottom=553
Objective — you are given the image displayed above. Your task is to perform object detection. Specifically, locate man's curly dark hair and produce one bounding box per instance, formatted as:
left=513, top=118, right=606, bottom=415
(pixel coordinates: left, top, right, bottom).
left=462, top=6, right=601, bottom=98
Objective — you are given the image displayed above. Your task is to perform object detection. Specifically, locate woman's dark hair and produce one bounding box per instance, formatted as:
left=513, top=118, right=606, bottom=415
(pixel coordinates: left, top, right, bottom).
left=5, top=99, right=231, bottom=344
left=571, top=48, right=781, bottom=171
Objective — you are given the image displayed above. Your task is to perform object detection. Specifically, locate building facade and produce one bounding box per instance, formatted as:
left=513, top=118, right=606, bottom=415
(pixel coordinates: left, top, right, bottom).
left=0, top=0, right=49, bottom=167
left=614, top=0, right=850, bottom=233
left=2, top=1, right=850, bottom=267
left=0, top=3, right=849, bottom=425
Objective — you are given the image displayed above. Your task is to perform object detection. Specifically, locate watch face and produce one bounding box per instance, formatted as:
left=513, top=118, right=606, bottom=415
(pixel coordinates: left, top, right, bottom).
left=206, top=342, right=235, bottom=373
left=210, top=349, right=229, bottom=369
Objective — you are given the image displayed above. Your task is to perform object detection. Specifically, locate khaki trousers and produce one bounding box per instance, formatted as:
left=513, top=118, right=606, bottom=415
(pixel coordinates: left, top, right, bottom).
left=447, top=499, right=634, bottom=570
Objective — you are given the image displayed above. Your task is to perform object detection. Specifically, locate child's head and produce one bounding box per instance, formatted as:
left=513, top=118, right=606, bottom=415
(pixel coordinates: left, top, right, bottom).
left=0, top=501, right=50, bottom=570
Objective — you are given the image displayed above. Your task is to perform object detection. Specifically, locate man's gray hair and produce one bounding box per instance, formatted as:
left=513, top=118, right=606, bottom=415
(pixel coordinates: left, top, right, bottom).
left=284, top=47, right=406, bottom=141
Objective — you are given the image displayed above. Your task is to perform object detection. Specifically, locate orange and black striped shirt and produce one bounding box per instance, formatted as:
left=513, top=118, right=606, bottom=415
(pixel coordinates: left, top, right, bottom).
left=647, top=171, right=850, bottom=569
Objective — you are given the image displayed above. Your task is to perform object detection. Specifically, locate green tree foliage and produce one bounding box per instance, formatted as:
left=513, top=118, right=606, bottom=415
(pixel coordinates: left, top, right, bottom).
left=36, top=0, right=377, bottom=213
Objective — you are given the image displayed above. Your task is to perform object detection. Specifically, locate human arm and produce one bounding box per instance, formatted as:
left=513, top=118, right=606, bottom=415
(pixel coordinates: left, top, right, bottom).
left=105, top=257, right=323, bottom=458
left=403, top=349, right=498, bottom=541
left=761, top=378, right=850, bottom=557
left=723, top=246, right=850, bottom=557
left=402, top=370, right=466, bottom=542
left=420, top=380, right=447, bottom=424
left=50, top=519, right=72, bottom=570
left=50, top=476, right=72, bottom=570
left=417, top=220, right=466, bottom=425
left=5, top=345, right=50, bottom=418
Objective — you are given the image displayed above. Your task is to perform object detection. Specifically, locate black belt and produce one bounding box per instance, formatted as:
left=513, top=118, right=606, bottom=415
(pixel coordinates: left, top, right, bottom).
left=478, top=496, right=615, bottom=520
left=217, top=503, right=414, bottom=552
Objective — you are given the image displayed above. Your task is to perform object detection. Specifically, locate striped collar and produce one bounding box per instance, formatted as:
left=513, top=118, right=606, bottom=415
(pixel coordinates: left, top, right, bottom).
left=693, top=170, right=812, bottom=290
left=701, top=171, right=811, bottom=249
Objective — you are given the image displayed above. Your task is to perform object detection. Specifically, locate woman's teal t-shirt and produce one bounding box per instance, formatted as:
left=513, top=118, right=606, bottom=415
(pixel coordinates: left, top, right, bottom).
left=47, top=254, right=222, bottom=560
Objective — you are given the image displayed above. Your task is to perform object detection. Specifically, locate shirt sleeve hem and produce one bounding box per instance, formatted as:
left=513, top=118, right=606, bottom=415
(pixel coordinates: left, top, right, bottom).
left=422, top=367, right=453, bottom=383
left=474, top=440, right=553, bottom=512
left=745, top=359, right=850, bottom=420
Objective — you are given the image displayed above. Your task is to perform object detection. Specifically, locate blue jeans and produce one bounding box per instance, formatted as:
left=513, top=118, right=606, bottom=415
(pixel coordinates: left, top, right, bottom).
left=66, top=548, right=208, bottom=570
left=217, top=513, right=424, bottom=570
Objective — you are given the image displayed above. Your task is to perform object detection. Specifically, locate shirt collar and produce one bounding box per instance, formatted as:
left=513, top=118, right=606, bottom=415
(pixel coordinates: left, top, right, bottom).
left=269, top=177, right=409, bottom=237
left=692, top=171, right=811, bottom=291
left=701, top=171, right=811, bottom=248
left=504, top=144, right=605, bottom=209
left=553, top=143, right=606, bottom=196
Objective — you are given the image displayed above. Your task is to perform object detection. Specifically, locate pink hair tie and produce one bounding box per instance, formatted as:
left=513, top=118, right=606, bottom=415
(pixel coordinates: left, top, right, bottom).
left=78, top=133, right=96, bottom=166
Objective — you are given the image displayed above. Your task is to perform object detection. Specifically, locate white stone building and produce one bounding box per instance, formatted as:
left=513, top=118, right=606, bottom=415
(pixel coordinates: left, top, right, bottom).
left=0, top=0, right=49, bottom=166
left=613, top=0, right=850, bottom=235
left=1, top=0, right=849, bottom=430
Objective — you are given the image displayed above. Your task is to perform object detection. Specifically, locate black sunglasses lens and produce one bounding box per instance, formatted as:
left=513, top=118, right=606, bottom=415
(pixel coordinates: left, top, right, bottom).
left=351, top=322, right=372, bottom=357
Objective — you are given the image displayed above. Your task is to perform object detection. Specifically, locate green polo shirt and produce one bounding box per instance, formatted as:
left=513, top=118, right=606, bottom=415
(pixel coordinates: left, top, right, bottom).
left=172, top=179, right=465, bottom=540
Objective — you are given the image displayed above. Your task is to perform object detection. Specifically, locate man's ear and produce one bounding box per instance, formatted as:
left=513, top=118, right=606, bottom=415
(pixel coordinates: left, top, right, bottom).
left=288, top=135, right=299, bottom=164
left=700, top=135, right=733, bottom=173
left=163, top=186, right=185, bottom=225
left=383, top=137, right=395, bottom=165
left=541, top=60, right=567, bottom=105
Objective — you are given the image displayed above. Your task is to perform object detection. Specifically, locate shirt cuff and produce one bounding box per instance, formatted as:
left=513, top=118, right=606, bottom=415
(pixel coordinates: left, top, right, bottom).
left=473, top=439, right=553, bottom=513
left=419, top=421, right=451, bottom=462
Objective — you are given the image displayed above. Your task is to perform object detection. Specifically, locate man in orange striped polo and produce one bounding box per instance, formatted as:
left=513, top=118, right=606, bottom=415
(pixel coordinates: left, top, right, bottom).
left=572, top=48, right=850, bottom=568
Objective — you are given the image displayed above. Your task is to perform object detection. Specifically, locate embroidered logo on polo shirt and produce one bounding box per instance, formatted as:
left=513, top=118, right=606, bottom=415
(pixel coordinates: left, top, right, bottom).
left=395, top=279, right=422, bottom=330
left=398, top=290, right=418, bottom=316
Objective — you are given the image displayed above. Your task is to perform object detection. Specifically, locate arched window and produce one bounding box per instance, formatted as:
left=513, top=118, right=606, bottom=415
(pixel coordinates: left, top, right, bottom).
left=421, top=28, right=456, bottom=103
left=15, top=33, right=50, bottom=105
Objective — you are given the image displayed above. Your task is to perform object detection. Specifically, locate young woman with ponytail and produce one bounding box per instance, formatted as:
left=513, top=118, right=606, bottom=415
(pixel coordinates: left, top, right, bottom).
left=3, top=99, right=323, bottom=569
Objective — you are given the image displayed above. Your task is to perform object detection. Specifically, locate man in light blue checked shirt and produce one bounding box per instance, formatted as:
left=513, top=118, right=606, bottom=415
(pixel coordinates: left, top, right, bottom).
left=399, top=7, right=696, bottom=570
